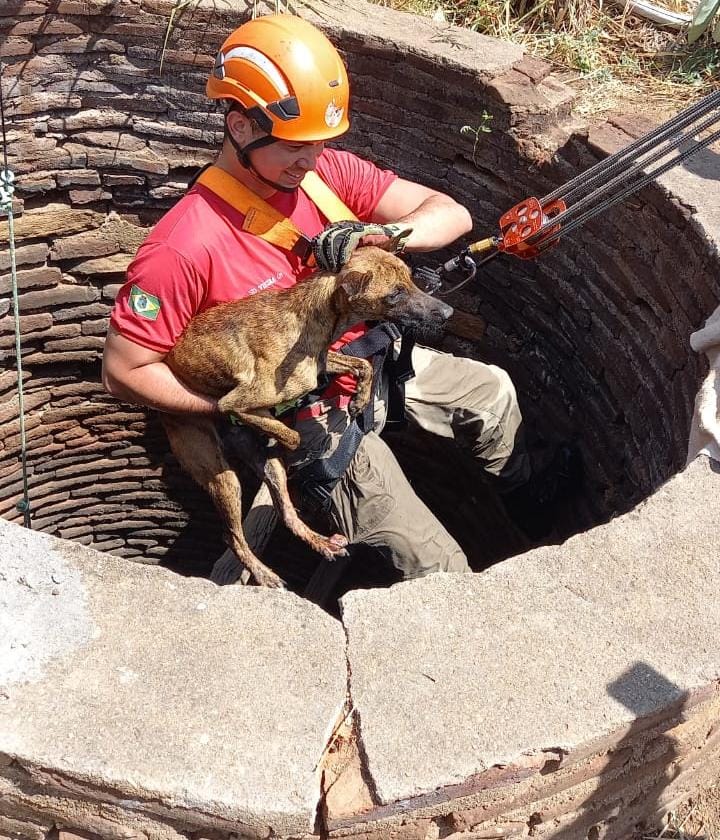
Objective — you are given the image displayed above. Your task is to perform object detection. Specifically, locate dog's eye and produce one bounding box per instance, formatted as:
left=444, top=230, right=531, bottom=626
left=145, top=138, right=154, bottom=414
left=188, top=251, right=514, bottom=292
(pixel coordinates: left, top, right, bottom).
left=385, top=287, right=407, bottom=305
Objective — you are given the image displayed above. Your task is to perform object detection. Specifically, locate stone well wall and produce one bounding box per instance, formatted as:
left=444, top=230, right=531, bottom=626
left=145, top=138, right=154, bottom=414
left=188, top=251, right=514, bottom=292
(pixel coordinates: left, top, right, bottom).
left=3, top=2, right=720, bottom=838
left=2, top=0, right=720, bottom=574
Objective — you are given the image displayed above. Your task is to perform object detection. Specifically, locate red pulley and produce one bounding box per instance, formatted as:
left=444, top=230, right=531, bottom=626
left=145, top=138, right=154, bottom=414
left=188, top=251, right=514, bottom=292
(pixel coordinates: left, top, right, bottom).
left=496, top=197, right=567, bottom=259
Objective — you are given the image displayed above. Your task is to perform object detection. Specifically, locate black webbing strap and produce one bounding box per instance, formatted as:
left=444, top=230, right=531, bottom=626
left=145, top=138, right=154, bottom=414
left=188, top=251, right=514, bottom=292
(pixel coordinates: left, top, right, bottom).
left=187, top=162, right=212, bottom=190
left=384, top=326, right=416, bottom=431
left=290, top=322, right=404, bottom=513
left=341, top=321, right=401, bottom=360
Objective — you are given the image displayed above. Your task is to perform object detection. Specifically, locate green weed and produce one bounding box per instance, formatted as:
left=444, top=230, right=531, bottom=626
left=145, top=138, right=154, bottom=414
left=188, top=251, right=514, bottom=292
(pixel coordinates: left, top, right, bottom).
left=460, top=110, right=493, bottom=165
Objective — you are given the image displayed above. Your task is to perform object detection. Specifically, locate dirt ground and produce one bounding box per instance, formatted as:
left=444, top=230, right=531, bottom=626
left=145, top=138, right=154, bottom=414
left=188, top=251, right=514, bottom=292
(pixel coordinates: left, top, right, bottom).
left=680, top=784, right=720, bottom=838
left=640, top=781, right=720, bottom=839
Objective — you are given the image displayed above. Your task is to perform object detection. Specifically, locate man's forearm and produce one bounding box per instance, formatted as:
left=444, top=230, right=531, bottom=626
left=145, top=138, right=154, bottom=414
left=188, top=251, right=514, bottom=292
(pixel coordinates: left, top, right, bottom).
left=104, top=360, right=219, bottom=416
left=399, top=195, right=473, bottom=252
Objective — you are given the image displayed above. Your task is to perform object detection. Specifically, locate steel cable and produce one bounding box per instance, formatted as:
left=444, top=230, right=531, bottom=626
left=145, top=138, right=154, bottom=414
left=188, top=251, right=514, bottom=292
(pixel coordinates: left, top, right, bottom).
left=537, top=106, right=720, bottom=236
left=542, top=89, right=720, bottom=205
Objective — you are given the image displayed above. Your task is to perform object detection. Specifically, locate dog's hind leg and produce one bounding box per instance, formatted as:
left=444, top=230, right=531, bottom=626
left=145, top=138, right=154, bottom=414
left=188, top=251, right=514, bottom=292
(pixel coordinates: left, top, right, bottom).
left=161, top=415, right=285, bottom=589
left=261, top=450, right=349, bottom=562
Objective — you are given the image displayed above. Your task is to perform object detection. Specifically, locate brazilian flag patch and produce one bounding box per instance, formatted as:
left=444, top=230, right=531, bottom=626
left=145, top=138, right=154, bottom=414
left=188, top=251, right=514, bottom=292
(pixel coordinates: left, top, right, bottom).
left=129, top=285, right=161, bottom=320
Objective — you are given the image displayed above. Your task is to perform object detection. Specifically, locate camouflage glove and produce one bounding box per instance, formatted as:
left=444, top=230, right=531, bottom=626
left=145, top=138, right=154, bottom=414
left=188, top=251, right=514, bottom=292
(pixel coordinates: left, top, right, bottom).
left=311, top=221, right=412, bottom=272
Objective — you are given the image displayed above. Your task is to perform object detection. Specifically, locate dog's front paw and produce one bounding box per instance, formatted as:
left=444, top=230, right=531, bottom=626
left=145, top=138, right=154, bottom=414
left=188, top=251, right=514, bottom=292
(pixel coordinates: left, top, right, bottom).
left=250, top=565, right=287, bottom=589
left=328, top=533, right=349, bottom=554
left=347, top=393, right=370, bottom=418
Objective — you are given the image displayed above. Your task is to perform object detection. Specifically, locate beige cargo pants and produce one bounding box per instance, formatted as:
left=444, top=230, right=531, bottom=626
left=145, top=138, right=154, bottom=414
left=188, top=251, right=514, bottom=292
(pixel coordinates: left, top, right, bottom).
left=289, top=345, right=530, bottom=579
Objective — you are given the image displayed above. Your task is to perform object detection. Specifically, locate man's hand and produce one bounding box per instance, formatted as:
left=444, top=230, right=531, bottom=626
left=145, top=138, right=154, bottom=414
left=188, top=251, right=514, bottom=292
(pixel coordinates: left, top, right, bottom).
left=311, top=221, right=412, bottom=272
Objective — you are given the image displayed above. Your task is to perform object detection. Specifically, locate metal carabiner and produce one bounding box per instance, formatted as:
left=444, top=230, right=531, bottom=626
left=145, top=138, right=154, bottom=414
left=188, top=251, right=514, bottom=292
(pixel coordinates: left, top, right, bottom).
left=0, top=168, right=15, bottom=211
left=413, top=252, right=486, bottom=298
left=436, top=254, right=478, bottom=297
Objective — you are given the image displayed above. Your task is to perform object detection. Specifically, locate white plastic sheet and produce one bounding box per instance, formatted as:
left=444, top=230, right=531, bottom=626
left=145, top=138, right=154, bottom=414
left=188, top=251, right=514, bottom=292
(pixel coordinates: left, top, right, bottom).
left=687, top=305, right=720, bottom=464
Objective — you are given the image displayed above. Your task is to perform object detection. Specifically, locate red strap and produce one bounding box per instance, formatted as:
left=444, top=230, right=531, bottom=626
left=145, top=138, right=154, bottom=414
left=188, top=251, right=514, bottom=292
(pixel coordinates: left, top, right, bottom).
left=292, top=395, right=352, bottom=423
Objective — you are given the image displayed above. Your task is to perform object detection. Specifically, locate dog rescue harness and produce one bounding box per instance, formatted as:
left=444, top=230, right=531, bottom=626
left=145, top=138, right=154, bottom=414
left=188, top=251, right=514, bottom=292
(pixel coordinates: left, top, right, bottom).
left=193, top=163, right=415, bottom=511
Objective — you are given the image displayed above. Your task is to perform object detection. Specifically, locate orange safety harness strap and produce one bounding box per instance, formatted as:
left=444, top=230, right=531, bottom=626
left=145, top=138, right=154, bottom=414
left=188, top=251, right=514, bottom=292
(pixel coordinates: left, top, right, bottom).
left=301, top=170, right=359, bottom=226
left=195, top=165, right=358, bottom=262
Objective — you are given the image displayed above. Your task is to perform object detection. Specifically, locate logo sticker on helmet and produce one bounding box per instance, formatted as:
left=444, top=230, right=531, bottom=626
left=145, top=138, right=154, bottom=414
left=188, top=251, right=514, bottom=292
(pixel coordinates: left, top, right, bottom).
left=325, top=100, right=344, bottom=129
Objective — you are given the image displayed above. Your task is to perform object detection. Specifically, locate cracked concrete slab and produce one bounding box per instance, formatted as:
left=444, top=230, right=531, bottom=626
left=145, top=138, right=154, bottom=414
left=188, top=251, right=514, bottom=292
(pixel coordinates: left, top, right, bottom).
left=341, top=456, right=720, bottom=806
left=494, top=456, right=720, bottom=688
left=0, top=520, right=347, bottom=835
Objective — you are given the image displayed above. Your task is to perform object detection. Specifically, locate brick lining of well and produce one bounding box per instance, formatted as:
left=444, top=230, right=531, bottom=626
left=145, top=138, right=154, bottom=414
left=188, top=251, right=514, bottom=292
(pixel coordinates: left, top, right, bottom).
left=2, top=1, right=720, bottom=838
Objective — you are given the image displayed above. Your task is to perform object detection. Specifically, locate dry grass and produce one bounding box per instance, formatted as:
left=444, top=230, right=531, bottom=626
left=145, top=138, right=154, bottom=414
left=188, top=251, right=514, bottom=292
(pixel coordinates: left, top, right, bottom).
left=376, top=0, right=720, bottom=117
left=642, top=804, right=707, bottom=839
left=639, top=789, right=720, bottom=840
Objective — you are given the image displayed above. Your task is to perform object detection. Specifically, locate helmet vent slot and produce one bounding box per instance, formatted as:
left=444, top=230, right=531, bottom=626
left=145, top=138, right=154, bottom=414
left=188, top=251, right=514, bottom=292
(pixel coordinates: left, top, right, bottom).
left=268, top=97, right=301, bottom=121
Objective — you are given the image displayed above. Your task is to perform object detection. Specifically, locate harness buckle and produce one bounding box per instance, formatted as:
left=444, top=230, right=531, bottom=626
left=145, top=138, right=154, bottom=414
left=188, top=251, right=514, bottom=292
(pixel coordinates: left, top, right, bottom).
left=297, top=479, right=334, bottom=515
left=394, top=368, right=415, bottom=385
left=291, top=235, right=314, bottom=264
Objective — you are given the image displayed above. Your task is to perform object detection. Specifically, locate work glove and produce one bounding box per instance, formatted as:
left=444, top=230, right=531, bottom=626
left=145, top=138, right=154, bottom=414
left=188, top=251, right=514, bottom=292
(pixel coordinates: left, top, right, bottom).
left=311, top=221, right=412, bottom=273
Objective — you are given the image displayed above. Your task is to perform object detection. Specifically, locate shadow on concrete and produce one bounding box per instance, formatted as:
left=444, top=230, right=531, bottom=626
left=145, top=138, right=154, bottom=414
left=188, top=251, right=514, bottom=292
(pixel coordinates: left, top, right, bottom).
left=548, top=662, right=692, bottom=840
left=679, top=138, right=720, bottom=184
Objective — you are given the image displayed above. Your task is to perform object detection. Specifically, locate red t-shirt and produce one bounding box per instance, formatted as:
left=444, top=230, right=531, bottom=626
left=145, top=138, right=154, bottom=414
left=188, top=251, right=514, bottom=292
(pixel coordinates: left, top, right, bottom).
left=110, top=148, right=397, bottom=396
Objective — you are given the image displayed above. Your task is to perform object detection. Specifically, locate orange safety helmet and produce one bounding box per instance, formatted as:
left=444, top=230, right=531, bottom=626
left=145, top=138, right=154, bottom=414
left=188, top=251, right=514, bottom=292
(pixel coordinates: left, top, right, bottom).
left=207, top=15, right=350, bottom=142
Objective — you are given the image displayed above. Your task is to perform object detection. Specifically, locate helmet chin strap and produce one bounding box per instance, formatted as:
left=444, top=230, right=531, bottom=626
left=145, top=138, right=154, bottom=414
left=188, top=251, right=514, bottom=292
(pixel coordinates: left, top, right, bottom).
left=227, top=130, right=297, bottom=194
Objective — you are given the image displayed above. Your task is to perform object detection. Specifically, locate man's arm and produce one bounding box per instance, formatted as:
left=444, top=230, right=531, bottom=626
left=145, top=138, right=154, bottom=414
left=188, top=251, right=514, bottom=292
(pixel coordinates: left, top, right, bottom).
left=370, top=178, right=473, bottom=251
left=102, top=325, right=218, bottom=416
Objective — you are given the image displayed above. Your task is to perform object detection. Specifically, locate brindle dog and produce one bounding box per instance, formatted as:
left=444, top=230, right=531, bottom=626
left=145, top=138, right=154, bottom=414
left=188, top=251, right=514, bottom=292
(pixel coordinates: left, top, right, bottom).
left=162, top=245, right=453, bottom=588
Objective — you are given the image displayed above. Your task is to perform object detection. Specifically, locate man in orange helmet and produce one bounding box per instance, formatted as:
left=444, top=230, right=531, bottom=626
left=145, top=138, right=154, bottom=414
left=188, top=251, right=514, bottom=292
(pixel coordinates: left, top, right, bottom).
left=103, top=15, right=567, bottom=583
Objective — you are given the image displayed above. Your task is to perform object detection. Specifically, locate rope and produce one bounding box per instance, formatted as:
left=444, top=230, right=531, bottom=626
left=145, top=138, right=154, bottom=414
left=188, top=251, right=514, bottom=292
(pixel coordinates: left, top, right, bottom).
left=554, top=122, right=720, bottom=242
left=535, top=105, right=720, bottom=239
left=564, top=99, right=720, bottom=209
left=0, top=62, right=31, bottom=528
left=438, top=91, right=720, bottom=296
left=542, top=89, right=720, bottom=204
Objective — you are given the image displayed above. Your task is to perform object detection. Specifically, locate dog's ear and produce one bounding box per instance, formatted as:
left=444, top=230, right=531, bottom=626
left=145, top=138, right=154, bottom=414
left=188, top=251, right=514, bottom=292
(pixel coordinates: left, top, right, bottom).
left=338, top=269, right=372, bottom=302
